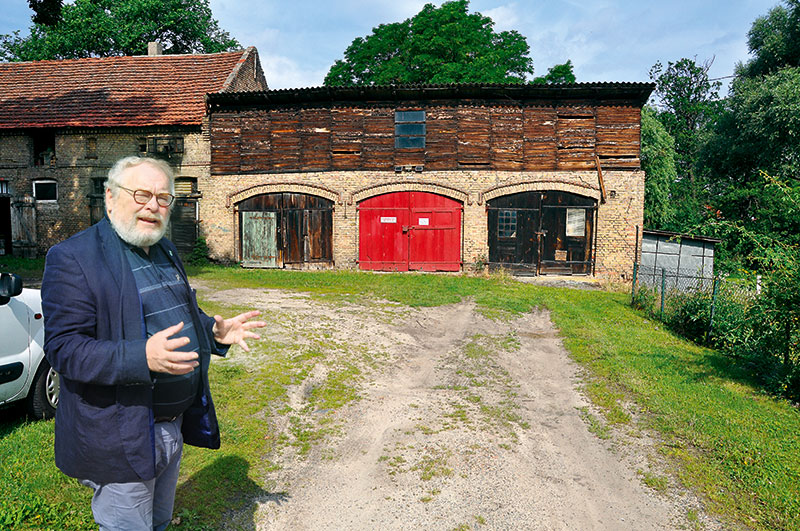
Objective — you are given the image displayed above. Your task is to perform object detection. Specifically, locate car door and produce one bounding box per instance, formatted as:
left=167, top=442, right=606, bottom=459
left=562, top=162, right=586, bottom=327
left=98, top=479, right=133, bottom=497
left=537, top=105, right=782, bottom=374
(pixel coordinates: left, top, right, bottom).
left=0, top=291, right=33, bottom=404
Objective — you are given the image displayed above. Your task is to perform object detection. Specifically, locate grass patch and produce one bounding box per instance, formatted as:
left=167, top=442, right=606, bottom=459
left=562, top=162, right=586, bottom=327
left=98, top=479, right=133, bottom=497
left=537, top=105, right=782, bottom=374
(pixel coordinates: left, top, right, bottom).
left=577, top=407, right=612, bottom=440
left=638, top=469, right=670, bottom=493
left=0, top=256, right=45, bottom=282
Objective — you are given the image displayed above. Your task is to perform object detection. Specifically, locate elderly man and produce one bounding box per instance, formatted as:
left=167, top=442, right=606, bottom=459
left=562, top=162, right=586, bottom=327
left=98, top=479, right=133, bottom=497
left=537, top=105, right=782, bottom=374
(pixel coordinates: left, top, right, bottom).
left=42, top=156, right=265, bottom=530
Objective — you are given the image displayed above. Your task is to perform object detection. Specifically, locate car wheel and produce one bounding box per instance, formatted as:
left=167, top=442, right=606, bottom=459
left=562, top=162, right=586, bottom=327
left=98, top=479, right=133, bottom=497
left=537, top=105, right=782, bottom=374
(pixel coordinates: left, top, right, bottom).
left=27, top=359, right=59, bottom=419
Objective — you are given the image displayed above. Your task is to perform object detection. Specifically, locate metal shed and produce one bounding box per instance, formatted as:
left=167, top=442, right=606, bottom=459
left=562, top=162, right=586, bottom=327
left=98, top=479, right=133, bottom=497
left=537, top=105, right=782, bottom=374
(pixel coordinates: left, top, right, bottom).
left=639, top=229, right=721, bottom=290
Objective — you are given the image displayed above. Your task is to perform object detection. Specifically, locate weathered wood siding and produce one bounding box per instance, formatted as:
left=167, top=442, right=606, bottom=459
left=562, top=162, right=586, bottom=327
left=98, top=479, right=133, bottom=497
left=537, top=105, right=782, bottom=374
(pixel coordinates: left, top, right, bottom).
left=210, top=102, right=641, bottom=175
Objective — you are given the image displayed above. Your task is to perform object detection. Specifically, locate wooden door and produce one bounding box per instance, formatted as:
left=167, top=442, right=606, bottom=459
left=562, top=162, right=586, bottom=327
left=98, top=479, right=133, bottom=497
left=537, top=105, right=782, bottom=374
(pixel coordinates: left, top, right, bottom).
left=241, top=211, right=279, bottom=268
left=0, top=197, right=10, bottom=256
left=359, top=191, right=462, bottom=272
left=408, top=192, right=462, bottom=272
left=358, top=192, right=410, bottom=271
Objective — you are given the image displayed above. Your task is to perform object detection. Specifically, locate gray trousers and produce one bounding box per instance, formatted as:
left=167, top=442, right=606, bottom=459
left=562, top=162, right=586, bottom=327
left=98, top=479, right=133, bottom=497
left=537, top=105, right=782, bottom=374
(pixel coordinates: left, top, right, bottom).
left=80, top=416, right=183, bottom=531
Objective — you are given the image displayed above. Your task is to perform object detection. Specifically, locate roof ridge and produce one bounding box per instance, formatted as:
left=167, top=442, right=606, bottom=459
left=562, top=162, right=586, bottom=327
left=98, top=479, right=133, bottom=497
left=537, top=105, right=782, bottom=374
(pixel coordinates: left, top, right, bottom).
left=0, top=49, right=248, bottom=67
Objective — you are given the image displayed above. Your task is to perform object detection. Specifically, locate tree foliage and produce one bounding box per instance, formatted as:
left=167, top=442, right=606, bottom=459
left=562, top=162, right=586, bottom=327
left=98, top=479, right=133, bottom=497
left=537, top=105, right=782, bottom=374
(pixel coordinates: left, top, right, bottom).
left=28, top=0, right=63, bottom=26
left=531, top=60, right=576, bottom=84
left=324, top=0, right=534, bottom=85
left=640, top=106, right=676, bottom=230
left=1, top=0, right=239, bottom=61
left=648, top=57, right=722, bottom=231
left=737, top=0, right=800, bottom=79
left=648, top=57, right=722, bottom=176
left=701, top=67, right=800, bottom=256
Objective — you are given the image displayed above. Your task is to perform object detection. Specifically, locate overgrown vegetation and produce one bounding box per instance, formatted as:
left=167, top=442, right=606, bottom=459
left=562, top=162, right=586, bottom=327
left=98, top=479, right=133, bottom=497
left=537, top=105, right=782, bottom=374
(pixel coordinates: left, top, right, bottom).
left=2, top=270, right=799, bottom=530
left=634, top=172, right=800, bottom=404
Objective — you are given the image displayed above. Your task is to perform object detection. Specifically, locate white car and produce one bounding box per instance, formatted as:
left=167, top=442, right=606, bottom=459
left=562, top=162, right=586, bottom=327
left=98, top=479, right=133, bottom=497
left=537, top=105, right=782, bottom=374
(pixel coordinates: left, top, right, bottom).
left=0, top=272, right=58, bottom=418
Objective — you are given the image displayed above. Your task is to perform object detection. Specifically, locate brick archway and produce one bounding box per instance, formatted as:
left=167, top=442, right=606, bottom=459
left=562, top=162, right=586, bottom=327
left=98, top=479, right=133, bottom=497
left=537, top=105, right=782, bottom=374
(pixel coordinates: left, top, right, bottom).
left=480, top=180, right=600, bottom=205
left=227, top=182, right=341, bottom=208
left=351, top=180, right=469, bottom=205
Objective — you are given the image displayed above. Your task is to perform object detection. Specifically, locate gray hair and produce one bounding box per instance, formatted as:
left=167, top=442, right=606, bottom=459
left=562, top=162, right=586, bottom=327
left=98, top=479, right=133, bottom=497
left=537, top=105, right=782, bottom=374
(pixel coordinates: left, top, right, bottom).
left=105, top=156, right=175, bottom=199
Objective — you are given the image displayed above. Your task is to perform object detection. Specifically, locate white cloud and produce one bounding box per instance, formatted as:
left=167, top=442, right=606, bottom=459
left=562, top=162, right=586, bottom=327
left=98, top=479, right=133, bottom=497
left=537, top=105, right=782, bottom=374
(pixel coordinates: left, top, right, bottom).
left=483, top=4, right=520, bottom=31
left=261, top=54, right=328, bottom=89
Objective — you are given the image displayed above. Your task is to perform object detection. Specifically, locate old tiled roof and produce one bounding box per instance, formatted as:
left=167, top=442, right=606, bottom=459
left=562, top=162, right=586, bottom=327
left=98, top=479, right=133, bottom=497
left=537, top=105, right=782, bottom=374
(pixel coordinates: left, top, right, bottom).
left=0, top=48, right=255, bottom=129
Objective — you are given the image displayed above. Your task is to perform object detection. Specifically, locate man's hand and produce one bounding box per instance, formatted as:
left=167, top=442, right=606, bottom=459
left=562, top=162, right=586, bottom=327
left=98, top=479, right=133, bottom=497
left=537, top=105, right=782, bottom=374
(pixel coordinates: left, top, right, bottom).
left=145, top=321, right=199, bottom=375
left=212, top=310, right=266, bottom=352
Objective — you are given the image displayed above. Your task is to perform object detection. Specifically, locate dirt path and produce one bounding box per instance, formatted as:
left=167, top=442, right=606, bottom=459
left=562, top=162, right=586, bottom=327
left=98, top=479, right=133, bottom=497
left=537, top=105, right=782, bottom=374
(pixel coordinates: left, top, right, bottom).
left=198, top=285, right=718, bottom=530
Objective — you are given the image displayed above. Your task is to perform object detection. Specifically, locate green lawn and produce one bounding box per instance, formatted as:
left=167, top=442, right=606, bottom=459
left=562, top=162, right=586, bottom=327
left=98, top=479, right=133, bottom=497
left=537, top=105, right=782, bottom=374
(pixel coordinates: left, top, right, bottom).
left=1, top=266, right=798, bottom=530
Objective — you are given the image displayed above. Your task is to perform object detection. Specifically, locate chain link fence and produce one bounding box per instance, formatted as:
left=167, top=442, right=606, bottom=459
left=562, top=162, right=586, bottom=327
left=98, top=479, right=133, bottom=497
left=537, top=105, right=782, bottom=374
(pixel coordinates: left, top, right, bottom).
left=631, top=262, right=759, bottom=340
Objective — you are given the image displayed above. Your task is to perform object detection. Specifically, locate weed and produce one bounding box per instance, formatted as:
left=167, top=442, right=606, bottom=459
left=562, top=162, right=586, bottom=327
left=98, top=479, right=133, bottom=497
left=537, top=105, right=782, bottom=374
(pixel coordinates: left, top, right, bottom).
left=638, top=469, right=670, bottom=493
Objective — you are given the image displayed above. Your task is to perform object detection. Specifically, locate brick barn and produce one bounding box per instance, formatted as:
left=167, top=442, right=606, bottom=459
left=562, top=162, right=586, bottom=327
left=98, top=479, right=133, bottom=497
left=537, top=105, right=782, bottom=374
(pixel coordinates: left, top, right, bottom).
left=0, top=45, right=267, bottom=256
left=205, top=83, right=653, bottom=278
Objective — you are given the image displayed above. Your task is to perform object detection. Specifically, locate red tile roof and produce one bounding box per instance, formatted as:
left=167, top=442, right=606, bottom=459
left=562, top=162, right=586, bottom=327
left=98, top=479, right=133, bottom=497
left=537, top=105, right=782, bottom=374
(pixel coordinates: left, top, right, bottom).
left=0, top=49, right=254, bottom=129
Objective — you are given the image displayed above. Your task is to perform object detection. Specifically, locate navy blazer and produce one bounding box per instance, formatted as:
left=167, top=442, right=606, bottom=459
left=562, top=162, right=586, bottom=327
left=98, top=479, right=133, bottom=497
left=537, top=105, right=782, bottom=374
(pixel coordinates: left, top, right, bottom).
left=42, top=218, right=226, bottom=483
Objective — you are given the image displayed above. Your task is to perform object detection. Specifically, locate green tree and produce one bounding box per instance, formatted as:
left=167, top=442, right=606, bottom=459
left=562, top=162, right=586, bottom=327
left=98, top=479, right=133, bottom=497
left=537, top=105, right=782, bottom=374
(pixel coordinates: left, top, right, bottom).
left=28, top=0, right=63, bottom=26
left=737, top=0, right=799, bottom=79
left=640, top=106, right=677, bottom=230
left=648, top=57, right=721, bottom=230
left=324, top=0, right=534, bottom=85
left=531, top=60, right=576, bottom=84
left=1, top=0, right=239, bottom=61
left=701, top=67, right=800, bottom=252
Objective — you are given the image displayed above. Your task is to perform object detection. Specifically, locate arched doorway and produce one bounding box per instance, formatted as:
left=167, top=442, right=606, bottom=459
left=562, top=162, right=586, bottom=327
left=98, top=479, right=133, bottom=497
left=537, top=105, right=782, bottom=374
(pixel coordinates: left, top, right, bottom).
left=237, top=192, right=333, bottom=268
left=359, top=191, right=462, bottom=272
left=487, top=191, right=596, bottom=275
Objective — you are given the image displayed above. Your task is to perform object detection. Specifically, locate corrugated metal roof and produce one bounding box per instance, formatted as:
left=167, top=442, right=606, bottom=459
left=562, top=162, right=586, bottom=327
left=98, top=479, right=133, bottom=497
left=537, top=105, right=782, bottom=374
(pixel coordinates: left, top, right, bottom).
left=0, top=49, right=255, bottom=129
left=207, top=82, right=655, bottom=109
left=643, top=229, right=722, bottom=243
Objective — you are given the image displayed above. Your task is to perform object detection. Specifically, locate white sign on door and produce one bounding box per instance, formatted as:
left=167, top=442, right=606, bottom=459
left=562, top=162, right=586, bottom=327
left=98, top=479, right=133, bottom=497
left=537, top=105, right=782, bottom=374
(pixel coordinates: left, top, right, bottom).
left=380, top=217, right=397, bottom=223
left=418, top=218, right=429, bottom=226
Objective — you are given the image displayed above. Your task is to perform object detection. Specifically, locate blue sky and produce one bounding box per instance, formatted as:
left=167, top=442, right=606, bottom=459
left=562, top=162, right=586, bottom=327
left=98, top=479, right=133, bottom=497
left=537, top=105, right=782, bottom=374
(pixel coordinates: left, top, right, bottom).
left=0, top=0, right=783, bottom=93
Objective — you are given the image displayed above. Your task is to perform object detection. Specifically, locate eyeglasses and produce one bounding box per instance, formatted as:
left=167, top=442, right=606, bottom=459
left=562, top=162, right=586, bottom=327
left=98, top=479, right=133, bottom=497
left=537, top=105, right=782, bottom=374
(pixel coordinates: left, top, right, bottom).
left=116, top=185, right=175, bottom=207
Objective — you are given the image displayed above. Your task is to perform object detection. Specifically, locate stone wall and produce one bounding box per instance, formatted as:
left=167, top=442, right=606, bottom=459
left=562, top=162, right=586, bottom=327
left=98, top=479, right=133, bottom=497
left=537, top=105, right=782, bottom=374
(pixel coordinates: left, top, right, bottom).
left=199, top=168, right=643, bottom=278
left=0, top=128, right=208, bottom=253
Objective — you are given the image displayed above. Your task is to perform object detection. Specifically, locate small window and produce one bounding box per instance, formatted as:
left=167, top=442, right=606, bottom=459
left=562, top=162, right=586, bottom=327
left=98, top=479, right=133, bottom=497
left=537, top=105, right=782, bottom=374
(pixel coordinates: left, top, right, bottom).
left=86, top=137, right=98, bottom=159
left=90, top=177, right=105, bottom=195
left=566, top=208, right=586, bottom=237
left=174, top=177, right=197, bottom=196
left=32, top=130, right=56, bottom=167
left=498, top=210, right=517, bottom=238
left=147, top=137, right=184, bottom=158
left=33, top=180, right=58, bottom=201
left=0, top=180, right=9, bottom=195
left=395, top=110, right=425, bottom=149
left=137, top=138, right=147, bottom=153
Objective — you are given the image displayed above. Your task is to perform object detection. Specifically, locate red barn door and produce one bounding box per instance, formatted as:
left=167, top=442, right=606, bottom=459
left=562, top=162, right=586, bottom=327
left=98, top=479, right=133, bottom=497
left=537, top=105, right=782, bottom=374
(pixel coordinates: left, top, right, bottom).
left=359, top=192, right=462, bottom=272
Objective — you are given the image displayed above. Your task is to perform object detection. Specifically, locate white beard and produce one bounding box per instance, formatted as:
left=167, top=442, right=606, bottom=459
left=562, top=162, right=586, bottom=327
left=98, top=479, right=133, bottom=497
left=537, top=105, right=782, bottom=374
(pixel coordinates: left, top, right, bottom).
left=108, top=210, right=169, bottom=248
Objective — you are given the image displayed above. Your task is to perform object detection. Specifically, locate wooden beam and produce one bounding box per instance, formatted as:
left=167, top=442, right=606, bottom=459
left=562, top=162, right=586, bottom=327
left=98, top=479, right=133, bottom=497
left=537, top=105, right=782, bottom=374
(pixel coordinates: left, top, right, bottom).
left=595, top=155, right=607, bottom=204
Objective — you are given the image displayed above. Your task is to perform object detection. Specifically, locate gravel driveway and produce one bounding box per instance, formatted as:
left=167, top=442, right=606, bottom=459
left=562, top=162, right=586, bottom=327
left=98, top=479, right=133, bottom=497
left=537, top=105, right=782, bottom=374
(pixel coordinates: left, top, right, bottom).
left=197, top=285, right=719, bottom=531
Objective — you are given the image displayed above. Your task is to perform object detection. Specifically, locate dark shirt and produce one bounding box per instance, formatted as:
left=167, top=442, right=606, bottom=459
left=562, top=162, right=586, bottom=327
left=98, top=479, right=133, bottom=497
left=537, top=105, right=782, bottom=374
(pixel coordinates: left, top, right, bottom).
left=125, top=242, right=200, bottom=418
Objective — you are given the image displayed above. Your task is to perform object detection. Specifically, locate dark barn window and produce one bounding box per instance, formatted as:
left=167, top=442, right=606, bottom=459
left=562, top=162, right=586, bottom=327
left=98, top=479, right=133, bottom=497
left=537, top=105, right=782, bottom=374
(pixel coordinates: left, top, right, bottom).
left=33, top=180, right=57, bottom=201
left=395, top=110, right=426, bottom=149
left=487, top=191, right=596, bottom=275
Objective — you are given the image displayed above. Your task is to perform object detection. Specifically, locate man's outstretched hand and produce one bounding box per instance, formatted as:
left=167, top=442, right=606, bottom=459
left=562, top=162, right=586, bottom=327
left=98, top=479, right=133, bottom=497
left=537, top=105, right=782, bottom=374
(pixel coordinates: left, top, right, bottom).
left=212, top=310, right=267, bottom=352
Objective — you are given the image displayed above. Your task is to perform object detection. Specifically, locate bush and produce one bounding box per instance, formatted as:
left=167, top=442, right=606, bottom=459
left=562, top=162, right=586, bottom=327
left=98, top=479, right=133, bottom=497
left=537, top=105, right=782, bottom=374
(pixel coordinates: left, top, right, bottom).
left=631, top=284, right=658, bottom=315
left=665, top=288, right=712, bottom=343
left=187, top=237, right=211, bottom=265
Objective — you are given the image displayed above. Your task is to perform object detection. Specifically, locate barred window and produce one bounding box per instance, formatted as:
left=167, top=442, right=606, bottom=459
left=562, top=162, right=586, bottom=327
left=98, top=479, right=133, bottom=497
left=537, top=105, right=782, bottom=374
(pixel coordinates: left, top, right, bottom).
left=498, top=210, right=517, bottom=238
